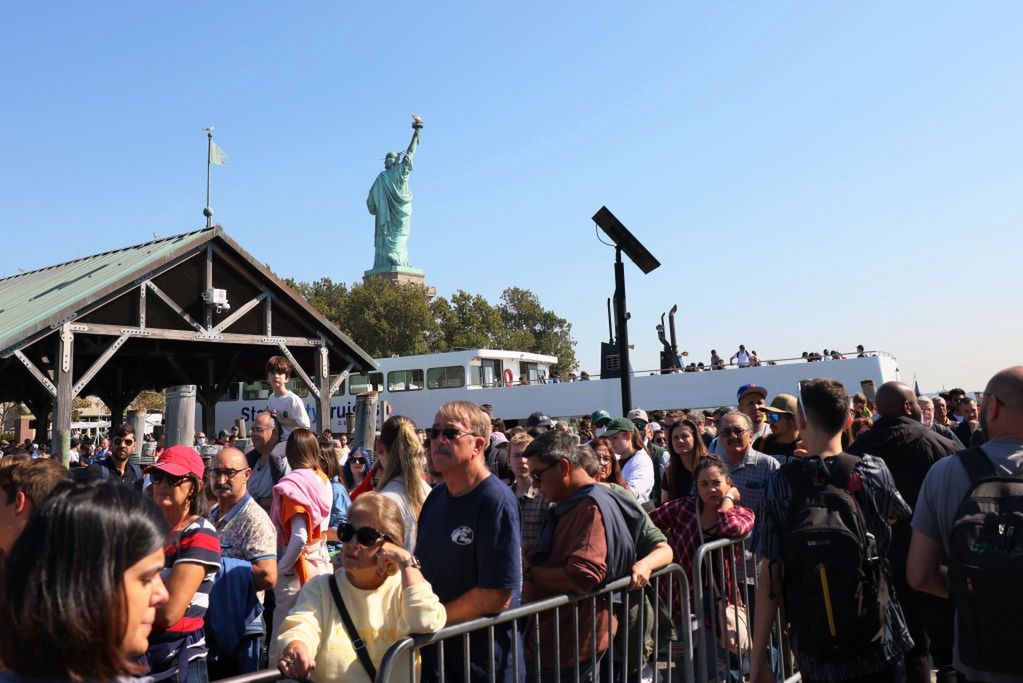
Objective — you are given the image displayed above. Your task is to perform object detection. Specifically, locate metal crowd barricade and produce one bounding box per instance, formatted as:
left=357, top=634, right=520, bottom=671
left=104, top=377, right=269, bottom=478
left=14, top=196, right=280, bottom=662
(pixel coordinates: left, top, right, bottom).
left=692, top=536, right=800, bottom=683
left=376, top=563, right=694, bottom=683
left=215, top=564, right=694, bottom=683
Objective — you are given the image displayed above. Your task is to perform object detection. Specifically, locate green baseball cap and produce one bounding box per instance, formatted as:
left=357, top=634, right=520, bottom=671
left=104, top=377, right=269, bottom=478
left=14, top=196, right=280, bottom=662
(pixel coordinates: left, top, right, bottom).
left=601, top=417, right=638, bottom=437
left=590, top=409, right=612, bottom=425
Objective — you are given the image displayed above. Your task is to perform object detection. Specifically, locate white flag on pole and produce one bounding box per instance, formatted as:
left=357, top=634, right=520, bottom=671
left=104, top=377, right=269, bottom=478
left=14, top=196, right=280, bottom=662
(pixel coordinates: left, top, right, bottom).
left=210, top=140, right=228, bottom=167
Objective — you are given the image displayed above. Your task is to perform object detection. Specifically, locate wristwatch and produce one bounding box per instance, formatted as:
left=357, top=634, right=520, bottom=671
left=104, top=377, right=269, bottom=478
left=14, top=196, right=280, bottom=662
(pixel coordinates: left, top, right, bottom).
left=398, top=555, right=422, bottom=570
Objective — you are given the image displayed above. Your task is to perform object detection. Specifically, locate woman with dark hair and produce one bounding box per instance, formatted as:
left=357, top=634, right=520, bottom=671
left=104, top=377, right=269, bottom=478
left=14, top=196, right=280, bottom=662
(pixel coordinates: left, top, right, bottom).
left=270, top=428, right=334, bottom=658
left=0, top=478, right=170, bottom=682
left=144, top=445, right=221, bottom=682
left=374, top=415, right=431, bottom=551
left=342, top=447, right=371, bottom=491
left=661, top=418, right=708, bottom=504
left=276, top=492, right=446, bottom=682
left=591, top=436, right=625, bottom=486
left=649, top=456, right=755, bottom=664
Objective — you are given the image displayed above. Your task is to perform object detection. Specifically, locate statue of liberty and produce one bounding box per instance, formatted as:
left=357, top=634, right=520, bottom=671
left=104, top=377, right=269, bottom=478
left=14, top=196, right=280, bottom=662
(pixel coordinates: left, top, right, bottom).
left=366, top=116, right=423, bottom=273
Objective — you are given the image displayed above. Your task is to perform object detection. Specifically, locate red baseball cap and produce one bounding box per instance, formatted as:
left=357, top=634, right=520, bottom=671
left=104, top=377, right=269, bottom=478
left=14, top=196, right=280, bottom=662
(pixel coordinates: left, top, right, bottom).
left=146, top=445, right=205, bottom=479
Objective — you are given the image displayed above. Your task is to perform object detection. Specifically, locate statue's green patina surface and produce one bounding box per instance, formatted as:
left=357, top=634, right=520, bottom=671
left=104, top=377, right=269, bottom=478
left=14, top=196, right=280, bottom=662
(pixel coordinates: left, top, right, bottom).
left=366, top=117, right=423, bottom=276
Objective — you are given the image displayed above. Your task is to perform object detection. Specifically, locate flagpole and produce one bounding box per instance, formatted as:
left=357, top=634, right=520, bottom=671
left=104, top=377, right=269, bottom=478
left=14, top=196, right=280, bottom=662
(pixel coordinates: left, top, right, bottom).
left=203, top=126, right=214, bottom=228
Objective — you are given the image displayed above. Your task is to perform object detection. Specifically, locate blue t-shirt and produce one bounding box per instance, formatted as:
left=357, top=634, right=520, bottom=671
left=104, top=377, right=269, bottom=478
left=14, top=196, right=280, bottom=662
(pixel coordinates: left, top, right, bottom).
left=416, top=474, right=524, bottom=682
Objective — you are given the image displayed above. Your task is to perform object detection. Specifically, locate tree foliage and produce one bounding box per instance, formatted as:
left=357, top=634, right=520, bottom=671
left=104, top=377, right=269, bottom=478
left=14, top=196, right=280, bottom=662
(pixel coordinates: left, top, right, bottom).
left=130, top=390, right=166, bottom=413
left=287, top=276, right=577, bottom=371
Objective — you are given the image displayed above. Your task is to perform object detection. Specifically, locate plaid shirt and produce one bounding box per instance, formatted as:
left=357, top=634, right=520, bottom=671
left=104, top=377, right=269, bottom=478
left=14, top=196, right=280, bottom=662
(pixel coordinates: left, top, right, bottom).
left=751, top=454, right=913, bottom=681
left=649, top=496, right=755, bottom=621
left=723, top=447, right=779, bottom=519
left=514, top=483, right=550, bottom=553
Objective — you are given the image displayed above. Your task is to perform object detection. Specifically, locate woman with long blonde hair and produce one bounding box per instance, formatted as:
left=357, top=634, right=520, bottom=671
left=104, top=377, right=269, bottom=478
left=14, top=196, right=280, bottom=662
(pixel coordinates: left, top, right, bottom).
left=374, top=415, right=432, bottom=552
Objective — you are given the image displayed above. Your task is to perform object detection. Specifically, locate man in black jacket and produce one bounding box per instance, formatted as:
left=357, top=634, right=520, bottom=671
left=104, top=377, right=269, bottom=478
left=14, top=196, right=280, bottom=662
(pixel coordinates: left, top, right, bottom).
left=847, top=381, right=959, bottom=683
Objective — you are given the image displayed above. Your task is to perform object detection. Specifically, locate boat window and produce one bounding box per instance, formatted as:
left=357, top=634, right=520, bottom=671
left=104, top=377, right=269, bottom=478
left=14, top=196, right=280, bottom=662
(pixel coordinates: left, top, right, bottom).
left=520, top=362, right=541, bottom=384
left=349, top=372, right=384, bottom=394
left=480, top=358, right=503, bottom=388
left=242, top=381, right=271, bottom=401
left=287, top=378, right=309, bottom=398
left=328, top=374, right=346, bottom=396
left=387, top=369, right=424, bottom=392
left=427, top=366, right=465, bottom=389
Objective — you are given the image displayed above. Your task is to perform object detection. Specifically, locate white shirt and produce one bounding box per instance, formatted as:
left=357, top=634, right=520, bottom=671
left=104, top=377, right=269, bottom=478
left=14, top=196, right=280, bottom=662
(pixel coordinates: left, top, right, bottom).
left=621, top=449, right=655, bottom=504
left=267, top=391, right=310, bottom=439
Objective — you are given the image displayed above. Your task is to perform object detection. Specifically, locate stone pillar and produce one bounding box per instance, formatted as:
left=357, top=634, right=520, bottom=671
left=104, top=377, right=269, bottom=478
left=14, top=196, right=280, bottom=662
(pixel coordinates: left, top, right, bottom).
left=164, top=385, right=197, bottom=448
left=353, top=392, right=378, bottom=455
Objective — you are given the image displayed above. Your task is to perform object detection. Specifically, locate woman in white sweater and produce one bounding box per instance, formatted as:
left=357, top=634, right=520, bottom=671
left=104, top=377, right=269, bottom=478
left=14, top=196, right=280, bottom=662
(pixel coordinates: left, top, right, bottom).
left=276, top=492, right=446, bottom=682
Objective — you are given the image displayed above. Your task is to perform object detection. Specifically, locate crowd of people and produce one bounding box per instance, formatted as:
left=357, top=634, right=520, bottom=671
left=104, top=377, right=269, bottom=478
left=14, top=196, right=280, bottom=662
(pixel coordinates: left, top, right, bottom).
left=1, top=355, right=1021, bottom=683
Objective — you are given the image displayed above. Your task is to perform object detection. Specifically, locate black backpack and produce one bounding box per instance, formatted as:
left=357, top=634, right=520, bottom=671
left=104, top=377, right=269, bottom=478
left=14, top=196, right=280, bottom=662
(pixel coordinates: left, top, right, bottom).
left=948, top=446, right=1023, bottom=675
left=781, top=454, right=889, bottom=661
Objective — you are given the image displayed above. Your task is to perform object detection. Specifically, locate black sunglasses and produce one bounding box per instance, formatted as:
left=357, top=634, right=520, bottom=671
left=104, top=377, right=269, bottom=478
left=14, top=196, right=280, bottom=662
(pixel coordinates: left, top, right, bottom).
left=150, top=470, right=189, bottom=487
left=350, top=457, right=366, bottom=465
left=427, top=427, right=474, bottom=441
left=338, top=522, right=389, bottom=547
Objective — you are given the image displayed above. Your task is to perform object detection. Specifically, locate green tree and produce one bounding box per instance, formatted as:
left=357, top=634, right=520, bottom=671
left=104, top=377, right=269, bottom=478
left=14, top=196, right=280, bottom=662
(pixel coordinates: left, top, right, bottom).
left=431, top=290, right=506, bottom=351
left=288, top=277, right=349, bottom=323
left=499, top=287, right=578, bottom=373
left=288, top=275, right=578, bottom=370
left=338, top=277, right=438, bottom=357
left=130, top=390, right=166, bottom=413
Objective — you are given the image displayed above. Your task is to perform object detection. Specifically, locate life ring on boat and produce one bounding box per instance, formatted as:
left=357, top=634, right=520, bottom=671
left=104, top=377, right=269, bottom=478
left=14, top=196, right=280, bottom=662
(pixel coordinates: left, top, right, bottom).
left=504, top=369, right=514, bottom=386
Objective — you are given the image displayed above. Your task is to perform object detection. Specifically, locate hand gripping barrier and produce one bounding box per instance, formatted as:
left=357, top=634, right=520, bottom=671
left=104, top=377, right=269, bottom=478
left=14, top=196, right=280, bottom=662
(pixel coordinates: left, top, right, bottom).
left=692, top=535, right=801, bottom=683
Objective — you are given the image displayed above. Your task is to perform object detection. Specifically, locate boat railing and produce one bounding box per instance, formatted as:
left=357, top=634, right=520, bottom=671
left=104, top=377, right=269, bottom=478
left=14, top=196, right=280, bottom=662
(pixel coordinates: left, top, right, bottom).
left=469, top=349, right=894, bottom=387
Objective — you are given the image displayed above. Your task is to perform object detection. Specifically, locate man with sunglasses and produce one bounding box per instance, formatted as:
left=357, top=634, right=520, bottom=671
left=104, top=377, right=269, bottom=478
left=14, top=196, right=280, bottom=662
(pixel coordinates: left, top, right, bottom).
left=87, top=424, right=143, bottom=490
left=755, top=394, right=804, bottom=463
left=417, top=401, right=523, bottom=683
left=522, top=430, right=640, bottom=681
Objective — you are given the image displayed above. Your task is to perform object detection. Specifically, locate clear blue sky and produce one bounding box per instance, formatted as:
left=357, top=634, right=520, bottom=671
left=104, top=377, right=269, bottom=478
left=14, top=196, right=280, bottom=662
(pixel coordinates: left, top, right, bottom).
left=2, top=2, right=1020, bottom=393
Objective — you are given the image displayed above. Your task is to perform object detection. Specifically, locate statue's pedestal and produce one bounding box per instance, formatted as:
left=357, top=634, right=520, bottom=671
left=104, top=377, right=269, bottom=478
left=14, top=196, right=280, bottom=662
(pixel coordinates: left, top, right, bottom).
left=364, top=266, right=437, bottom=297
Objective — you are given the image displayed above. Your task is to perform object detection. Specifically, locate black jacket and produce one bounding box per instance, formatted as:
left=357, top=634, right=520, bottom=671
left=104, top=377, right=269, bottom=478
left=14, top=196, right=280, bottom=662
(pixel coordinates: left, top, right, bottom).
left=847, top=415, right=959, bottom=567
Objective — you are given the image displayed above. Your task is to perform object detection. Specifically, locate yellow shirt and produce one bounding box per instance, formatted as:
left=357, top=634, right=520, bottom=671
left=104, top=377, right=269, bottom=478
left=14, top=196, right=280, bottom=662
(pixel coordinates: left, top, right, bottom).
left=276, top=568, right=446, bottom=682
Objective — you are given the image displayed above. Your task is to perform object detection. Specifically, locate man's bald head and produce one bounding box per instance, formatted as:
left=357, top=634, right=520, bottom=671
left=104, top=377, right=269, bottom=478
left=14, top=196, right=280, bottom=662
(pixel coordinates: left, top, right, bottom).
left=215, top=447, right=247, bottom=470
left=875, top=382, right=921, bottom=421
left=978, top=367, right=1023, bottom=439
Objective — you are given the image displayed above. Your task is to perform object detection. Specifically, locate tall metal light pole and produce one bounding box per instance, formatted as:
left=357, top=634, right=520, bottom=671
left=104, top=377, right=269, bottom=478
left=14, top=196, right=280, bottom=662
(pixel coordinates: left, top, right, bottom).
left=593, top=206, right=660, bottom=417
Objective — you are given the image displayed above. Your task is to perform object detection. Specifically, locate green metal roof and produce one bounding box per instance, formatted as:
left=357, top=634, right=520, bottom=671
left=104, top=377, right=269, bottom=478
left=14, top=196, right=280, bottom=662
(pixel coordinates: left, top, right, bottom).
left=0, top=228, right=215, bottom=357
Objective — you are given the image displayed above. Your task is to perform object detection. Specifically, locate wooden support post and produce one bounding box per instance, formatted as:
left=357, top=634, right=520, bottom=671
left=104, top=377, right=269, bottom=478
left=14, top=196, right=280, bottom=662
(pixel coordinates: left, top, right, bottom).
left=51, top=323, right=74, bottom=466
left=315, top=344, right=331, bottom=434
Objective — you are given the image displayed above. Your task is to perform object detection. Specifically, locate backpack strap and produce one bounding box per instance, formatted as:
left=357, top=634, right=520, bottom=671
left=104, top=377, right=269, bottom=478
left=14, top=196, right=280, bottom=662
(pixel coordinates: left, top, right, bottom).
left=825, top=453, right=860, bottom=490
left=328, top=574, right=377, bottom=680
left=958, top=446, right=999, bottom=485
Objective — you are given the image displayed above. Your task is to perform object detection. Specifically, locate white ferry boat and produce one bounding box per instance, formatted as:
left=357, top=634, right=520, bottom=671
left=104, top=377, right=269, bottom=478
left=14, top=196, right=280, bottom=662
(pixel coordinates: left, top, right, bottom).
left=212, top=348, right=900, bottom=432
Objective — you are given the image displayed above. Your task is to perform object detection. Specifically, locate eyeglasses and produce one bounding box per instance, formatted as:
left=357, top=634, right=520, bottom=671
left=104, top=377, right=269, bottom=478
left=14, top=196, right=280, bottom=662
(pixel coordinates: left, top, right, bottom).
left=338, top=522, right=389, bottom=547
left=719, top=427, right=749, bottom=437
left=210, top=467, right=247, bottom=479
left=427, top=427, right=474, bottom=441
left=113, top=438, right=134, bottom=446
left=529, top=459, right=562, bottom=483
left=350, top=457, right=367, bottom=465
left=250, top=427, right=274, bottom=434
left=150, top=470, right=189, bottom=487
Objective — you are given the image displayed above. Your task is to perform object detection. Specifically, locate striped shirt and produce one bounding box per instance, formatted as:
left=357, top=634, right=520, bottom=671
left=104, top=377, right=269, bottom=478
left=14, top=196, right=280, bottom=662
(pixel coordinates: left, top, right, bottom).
left=147, top=516, right=221, bottom=680
left=750, top=453, right=913, bottom=681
